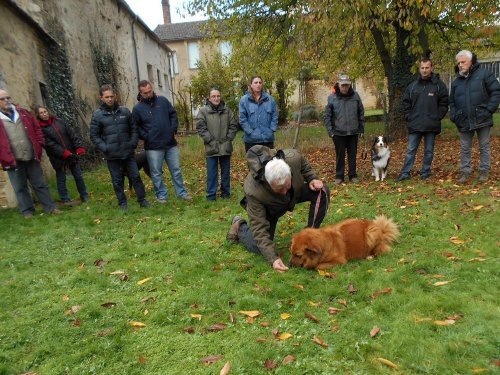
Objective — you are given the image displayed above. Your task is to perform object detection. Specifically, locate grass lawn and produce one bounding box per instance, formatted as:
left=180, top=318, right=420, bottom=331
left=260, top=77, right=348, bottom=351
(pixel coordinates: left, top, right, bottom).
left=0, top=118, right=499, bottom=374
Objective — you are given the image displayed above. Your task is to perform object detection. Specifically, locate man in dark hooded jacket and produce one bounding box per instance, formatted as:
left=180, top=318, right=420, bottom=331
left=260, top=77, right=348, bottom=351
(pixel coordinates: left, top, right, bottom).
left=226, top=145, right=330, bottom=272
left=396, top=58, right=449, bottom=181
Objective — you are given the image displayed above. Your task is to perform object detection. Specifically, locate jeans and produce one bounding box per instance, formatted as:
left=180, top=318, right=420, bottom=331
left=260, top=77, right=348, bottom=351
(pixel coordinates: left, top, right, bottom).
left=206, top=155, right=231, bottom=200
left=55, top=159, right=88, bottom=201
left=146, top=147, right=188, bottom=200
left=333, top=135, right=358, bottom=180
left=400, top=132, right=436, bottom=178
left=237, top=184, right=330, bottom=257
left=7, top=160, right=56, bottom=215
left=459, top=126, right=491, bottom=174
left=106, top=157, right=146, bottom=206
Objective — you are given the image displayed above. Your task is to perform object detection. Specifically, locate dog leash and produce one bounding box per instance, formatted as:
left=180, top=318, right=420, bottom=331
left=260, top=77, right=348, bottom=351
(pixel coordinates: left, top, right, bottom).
left=312, top=186, right=329, bottom=227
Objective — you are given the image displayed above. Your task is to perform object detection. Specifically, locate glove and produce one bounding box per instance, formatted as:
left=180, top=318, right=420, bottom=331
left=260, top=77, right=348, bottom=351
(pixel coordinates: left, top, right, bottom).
left=62, top=149, right=73, bottom=159
left=76, top=147, right=86, bottom=155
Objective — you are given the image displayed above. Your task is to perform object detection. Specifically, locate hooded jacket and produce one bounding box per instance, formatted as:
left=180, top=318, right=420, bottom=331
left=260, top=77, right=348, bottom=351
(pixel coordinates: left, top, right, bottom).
left=239, top=91, right=278, bottom=144
left=324, top=85, right=365, bottom=137
left=449, top=62, right=500, bottom=132
left=402, top=73, right=449, bottom=134
left=242, top=145, right=318, bottom=264
left=0, top=106, right=45, bottom=170
left=196, top=99, right=238, bottom=157
left=132, top=93, right=179, bottom=149
left=90, top=103, right=137, bottom=160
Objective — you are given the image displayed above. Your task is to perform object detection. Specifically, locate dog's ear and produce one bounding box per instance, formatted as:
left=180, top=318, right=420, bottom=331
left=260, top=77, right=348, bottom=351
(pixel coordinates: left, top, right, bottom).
left=306, top=247, right=322, bottom=256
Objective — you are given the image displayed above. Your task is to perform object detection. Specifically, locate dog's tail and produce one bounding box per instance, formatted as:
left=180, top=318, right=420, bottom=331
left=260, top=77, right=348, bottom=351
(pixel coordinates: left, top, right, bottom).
left=367, top=215, right=400, bottom=255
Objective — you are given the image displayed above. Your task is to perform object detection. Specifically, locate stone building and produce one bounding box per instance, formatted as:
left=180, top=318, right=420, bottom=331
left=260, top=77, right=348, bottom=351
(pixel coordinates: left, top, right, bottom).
left=0, top=0, right=173, bottom=208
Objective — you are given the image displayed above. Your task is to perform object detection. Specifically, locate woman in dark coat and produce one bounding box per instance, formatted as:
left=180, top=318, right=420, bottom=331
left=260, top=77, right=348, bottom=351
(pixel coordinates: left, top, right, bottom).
left=35, top=105, right=89, bottom=203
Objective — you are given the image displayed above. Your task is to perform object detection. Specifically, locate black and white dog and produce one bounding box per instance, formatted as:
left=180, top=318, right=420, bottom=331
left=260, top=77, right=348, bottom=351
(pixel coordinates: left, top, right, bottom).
left=371, top=136, right=391, bottom=181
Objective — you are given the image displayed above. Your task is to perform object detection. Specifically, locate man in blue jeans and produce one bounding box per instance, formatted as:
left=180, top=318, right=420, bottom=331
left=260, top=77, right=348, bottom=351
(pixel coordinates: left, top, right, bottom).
left=396, top=58, right=448, bottom=182
left=132, top=80, right=191, bottom=202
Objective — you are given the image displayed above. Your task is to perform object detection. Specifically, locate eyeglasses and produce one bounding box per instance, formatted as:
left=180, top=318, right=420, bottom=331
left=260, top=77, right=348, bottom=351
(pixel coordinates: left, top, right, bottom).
left=0, top=96, right=11, bottom=101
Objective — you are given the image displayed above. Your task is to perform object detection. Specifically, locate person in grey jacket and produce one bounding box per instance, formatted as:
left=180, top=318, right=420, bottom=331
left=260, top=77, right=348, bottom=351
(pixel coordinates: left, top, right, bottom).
left=396, top=58, right=449, bottom=181
left=196, top=88, right=238, bottom=201
left=450, top=50, right=500, bottom=183
left=324, top=74, right=365, bottom=184
left=90, top=84, right=149, bottom=210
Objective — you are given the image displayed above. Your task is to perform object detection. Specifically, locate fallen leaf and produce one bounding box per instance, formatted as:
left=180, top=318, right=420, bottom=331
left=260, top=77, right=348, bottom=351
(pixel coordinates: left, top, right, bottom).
left=472, top=205, right=484, bottom=211
left=312, top=335, right=328, bottom=348
left=414, top=317, right=433, bottom=323
left=468, top=257, right=486, bottom=262
left=78, top=263, right=85, bottom=269
left=140, top=296, right=156, bottom=304
left=260, top=321, right=271, bottom=327
left=129, top=321, right=146, bottom=327
left=183, top=326, right=195, bottom=334
left=94, top=259, right=108, bottom=267
left=317, top=270, right=336, bottom=278
left=454, top=224, right=461, bottom=231
left=282, top=355, right=295, bottom=365
left=446, top=314, right=463, bottom=321
left=201, top=355, right=224, bottom=364
left=415, top=269, right=427, bottom=275
left=138, top=356, right=147, bottom=364
left=490, top=359, right=500, bottom=366
left=190, top=313, right=202, bottom=320
left=308, top=301, right=321, bottom=307
left=280, top=313, right=291, bottom=320
left=206, top=323, right=227, bottom=332
left=370, top=326, right=381, bottom=337
left=137, top=277, right=152, bottom=285
left=70, top=318, right=81, bottom=327
left=433, top=281, right=450, bottom=286
left=110, top=270, right=125, bottom=275
left=96, top=328, right=113, bottom=336
left=293, top=284, right=304, bottom=289
left=347, top=283, right=358, bottom=294
left=305, top=312, right=319, bottom=322
left=376, top=357, right=399, bottom=369
left=328, top=307, right=342, bottom=315
left=229, top=312, right=236, bottom=324
left=62, top=295, right=70, bottom=301
left=64, top=305, right=82, bottom=315
left=256, top=337, right=268, bottom=343
left=239, top=310, right=260, bottom=318
left=264, top=359, right=277, bottom=369
left=220, top=361, right=231, bottom=375
left=277, top=332, right=293, bottom=341
left=331, top=325, right=340, bottom=333
left=101, top=302, right=116, bottom=308
left=450, top=236, right=465, bottom=245
left=143, top=309, right=149, bottom=316
left=370, top=288, right=393, bottom=299
left=433, top=320, right=456, bottom=326
left=384, top=267, right=394, bottom=272
left=338, top=299, right=348, bottom=306
left=471, top=369, right=488, bottom=373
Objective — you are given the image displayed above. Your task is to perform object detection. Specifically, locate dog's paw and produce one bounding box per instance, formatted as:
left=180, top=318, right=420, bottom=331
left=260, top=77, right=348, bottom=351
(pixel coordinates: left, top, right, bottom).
left=375, top=177, right=380, bottom=182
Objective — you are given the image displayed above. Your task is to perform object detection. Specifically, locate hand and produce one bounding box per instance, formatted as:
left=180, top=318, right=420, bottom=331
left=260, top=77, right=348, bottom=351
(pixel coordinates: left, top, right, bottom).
left=309, top=179, right=324, bottom=191
left=76, top=147, right=86, bottom=155
left=272, top=258, right=289, bottom=273
left=62, top=149, right=72, bottom=159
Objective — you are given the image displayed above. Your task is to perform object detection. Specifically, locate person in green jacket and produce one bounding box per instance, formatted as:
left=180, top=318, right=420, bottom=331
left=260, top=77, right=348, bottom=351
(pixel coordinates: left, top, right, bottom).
left=196, top=88, right=238, bottom=201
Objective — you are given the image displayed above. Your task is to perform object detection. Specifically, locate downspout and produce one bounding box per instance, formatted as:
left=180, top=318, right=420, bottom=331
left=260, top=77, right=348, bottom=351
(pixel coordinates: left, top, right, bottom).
left=168, top=51, right=175, bottom=106
left=131, top=15, right=140, bottom=86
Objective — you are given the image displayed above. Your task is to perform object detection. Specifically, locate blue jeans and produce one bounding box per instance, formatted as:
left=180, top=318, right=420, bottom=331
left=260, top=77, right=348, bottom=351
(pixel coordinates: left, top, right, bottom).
left=7, top=160, right=56, bottom=215
left=400, top=132, right=436, bottom=178
left=55, top=159, right=88, bottom=202
left=206, top=155, right=230, bottom=200
left=106, top=157, right=146, bottom=206
left=459, top=126, right=491, bottom=174
left=146, top=147, right=188, bottom=200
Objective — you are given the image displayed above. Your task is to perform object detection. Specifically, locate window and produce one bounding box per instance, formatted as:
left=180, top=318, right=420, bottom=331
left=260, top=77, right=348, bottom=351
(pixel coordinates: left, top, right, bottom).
left=157, top=69, right=162, bottom=87
left=164, top=74, right=169, bottom=90
left=147, top=64, right=154, bottom=83
left=169, top=52, right=179, bottom=75
left=219, top=41, right=232, bottom=59
left=187, top=42, right=199, bottom=69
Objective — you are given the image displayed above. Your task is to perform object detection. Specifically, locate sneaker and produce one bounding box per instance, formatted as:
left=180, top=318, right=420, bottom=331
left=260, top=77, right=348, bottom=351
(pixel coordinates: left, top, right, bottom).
left=349, top=177, right=359, bottom=183
left=181, top=195, right=193, bottom=201
left=50, top=208, right=63, bottom=215
left=478, top=171, right=489, bottom=183
left=457, top=173, right=470, bottom=184
left=226, top=215, right=245, bottom=243
left=395, top=175, right=410, bottom=182
left=334, top=179, right=343, bottom=185
left=156, top=198, right=167, bottom=204
left=139, top=200, right=150, bottom=208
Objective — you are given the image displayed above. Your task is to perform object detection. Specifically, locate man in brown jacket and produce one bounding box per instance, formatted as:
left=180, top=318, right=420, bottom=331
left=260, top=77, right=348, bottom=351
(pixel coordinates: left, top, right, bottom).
left=227, top=145, right=330, bottom=272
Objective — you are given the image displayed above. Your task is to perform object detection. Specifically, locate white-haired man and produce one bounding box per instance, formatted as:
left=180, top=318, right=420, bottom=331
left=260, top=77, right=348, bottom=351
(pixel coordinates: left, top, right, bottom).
left=227, top=145, right=330, bottom=272
left=450, top=50, right=500, bottom=183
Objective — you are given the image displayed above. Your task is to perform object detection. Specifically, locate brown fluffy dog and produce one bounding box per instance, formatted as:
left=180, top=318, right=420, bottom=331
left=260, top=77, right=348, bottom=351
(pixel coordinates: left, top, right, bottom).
left=289, top=216, right=399, bottom=270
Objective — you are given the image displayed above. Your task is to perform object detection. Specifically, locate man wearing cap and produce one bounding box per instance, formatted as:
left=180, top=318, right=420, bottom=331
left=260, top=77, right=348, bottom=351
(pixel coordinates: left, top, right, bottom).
left=324, top=74, right=365, bottom=184
left=0, top=89, right=61, bottom=217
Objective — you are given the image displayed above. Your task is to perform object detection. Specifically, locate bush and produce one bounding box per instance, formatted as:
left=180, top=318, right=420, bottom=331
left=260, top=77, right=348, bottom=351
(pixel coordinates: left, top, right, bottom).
left=292, top=104, right=320, bottom=121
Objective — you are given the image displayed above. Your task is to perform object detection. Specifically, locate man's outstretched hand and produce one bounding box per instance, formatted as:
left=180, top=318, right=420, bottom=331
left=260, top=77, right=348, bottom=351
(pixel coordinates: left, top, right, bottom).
left=273, top=258, right=289, bottom=273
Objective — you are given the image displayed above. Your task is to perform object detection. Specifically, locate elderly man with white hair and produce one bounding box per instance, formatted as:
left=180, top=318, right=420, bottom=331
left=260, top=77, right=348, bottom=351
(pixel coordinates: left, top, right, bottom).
left=226, top=145, right=330, bottom=272
left=450, top=49, right=500, bottom=183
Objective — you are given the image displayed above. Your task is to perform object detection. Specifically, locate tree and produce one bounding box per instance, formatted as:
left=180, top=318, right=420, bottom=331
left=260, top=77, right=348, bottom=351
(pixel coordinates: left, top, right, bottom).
left=188, top=0, right=499, bottom=138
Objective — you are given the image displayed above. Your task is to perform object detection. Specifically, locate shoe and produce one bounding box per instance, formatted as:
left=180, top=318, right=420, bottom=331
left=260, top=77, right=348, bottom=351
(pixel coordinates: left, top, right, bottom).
left=62, top=200, right=78, bottom=206
left=334, top=179, right=343, bottom=185
left=24, top=213, right=34, bottom=219
left=81, top=196, right=89, bottom=203
left=395, top=175, right=410, bottom=182
left=181, top=195, right=193, bottom=201
left=349, top=177, right=359, bottom=183
left=457, top=173, right=470, bottom=184
left=119, top=204, right=128, bottom=211
left=226, top=215, right=245, bottom=243
left=478, top=171, right=489, bottom=182
left=139, top=200, right=150, bottom=208
left=51, top=208, right=63, bottom=215
left=421, top=175, right=430, bottom=180
left=156, top=198, right=167, bottom=204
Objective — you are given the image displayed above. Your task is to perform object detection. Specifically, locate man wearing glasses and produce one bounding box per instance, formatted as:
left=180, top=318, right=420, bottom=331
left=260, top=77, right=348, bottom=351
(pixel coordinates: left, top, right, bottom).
left=0, top=89, right=61, bottom=217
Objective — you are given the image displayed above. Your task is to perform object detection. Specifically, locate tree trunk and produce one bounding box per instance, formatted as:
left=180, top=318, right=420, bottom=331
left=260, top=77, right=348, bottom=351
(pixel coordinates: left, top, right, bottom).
left=276, top=79, right=288, bottom=126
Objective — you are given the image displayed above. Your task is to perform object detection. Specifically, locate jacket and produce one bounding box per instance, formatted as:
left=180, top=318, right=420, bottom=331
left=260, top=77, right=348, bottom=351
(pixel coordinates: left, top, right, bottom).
left=132, top=94, right=178, bottom=149
left=40, top=117, right=85, bottom=169
left=0, top=106, right=45, bottom=170
left=324, top=85, right=365, bottom=137
left=196, top=100, right=238, bottom=157
left=239, top=91, right=278, bottom=144
left=90, top=103, right=137, bottom=160
left=449, top=62, right=500, bottom=132
left=242, top=145, right=318, bottom=264
left=402, top=73, right=449, bottom=134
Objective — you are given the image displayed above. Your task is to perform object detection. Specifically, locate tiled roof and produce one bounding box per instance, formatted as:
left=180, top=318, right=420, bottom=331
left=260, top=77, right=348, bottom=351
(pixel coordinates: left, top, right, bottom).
left=154, top=20, right=209, bottom=42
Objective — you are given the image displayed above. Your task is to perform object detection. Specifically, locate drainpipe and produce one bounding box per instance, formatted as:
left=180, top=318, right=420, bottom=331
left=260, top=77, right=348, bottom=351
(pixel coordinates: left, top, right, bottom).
left=168, top=51, right=175, bottom=106
left=131, top=15, right=140, bottom=87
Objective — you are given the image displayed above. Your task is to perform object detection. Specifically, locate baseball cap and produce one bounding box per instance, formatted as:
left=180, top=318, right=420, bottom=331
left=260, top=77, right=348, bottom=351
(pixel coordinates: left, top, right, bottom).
left=338, top=74, right=352, bottom=85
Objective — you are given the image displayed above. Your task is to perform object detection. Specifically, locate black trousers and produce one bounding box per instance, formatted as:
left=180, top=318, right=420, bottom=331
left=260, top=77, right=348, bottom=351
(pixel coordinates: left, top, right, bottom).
left=333, top=135, right=358, bottom=180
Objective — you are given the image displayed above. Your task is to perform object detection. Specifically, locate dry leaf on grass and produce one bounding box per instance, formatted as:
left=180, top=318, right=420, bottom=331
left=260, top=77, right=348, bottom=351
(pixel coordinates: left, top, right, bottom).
left=312, top=335, right=328, bottom=348
left=93, top=259, right=108, bottom=267
left=370, top=288, right=392, bottom=299
left=220, top=362, right=231, bottom=375
left=376, top=357, right=399, bottom=369
left=449, top=236, right=465, bottom=245
left=138, top=356, right=147, bottom=364
left=101, top=302, right=116, bottom=308
left=433, top=320, right=456, bottom=326
left=433, top=281, right=451, bottom=286
left=317, top=270, right=337, bottom=278
left=280, top=313, right=291, bottom=320
left=137, top=277, right=152, bottom=285
left=64, top=305, right=82, bottom=315
left=201, top=355, right=224, bottom=364
left=293, top=284, right=305, bottom=289
left=183, top=326, right=195, bottom=334
left=282, top=355, right=295, bottom=364
left=264, top=359, right=278, bottom=369
left=308, top=301, right=321, bottom=307
left=239, top=310, right=260, bottom=318
left=328, top=307, right=342, bottom=315
left=347, top=283, right=358, bottom=294
left=190, top=313, right=202, bottom=320
left=129, top=321, right=146, bottom=327
left=277, top=332, right=293, bottom=341
left=305, top=312, right=319, bottom=322
left=338, top=299, right=348, bottom=306
left=370, top=326, right=381, bottom=337
left=206, top=323, right=227, bottom=332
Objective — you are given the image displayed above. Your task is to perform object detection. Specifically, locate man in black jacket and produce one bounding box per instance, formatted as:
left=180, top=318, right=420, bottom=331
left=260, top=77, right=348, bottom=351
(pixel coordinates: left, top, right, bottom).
left=450, top=50, right=500, bottom=183
left=90, top=85, right=149, bottom=210
left=396, top=58, right=449, bottom=181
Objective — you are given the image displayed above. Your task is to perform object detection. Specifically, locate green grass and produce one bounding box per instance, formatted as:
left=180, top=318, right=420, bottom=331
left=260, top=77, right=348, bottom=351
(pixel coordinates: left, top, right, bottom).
left=0, top=118, right=499, bottom=374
